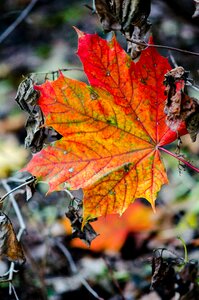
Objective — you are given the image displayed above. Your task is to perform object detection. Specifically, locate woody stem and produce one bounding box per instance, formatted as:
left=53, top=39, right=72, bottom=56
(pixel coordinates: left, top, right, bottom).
left=158, top=146, right=199, bottom=173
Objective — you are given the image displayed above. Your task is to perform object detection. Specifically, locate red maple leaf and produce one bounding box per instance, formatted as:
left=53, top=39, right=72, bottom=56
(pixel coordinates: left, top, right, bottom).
left=24, top=30, right=187, bottom=224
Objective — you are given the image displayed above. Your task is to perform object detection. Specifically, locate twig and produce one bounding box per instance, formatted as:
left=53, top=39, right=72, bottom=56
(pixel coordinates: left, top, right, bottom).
left=104, top=257, right=125, bottom=300
left=10, top=282, right=20, bottom=300
left=159, top=147, right=199, bottom=173
left=1, top=180, right=26, bottom=237
left=0, top=0, right=38, bottom=44
left=186, top=81, right=199, bottom=92
left=54, top=239, right=104, bottom=300
left=1, top=179, right=27, bottom=295
left=0, top=177, right=36, bottom=203
left=64, top=189, right=75, bottom=202
left=32, top=67, right=84, bottom=75
left=168, top=52, right=199, bottom=92
left=84, top=4, right=95, bottom=12
left=125, top=37, right=199, bottom=56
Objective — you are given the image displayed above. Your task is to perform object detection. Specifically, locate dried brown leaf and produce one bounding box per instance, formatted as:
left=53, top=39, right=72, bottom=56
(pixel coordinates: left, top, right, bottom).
left=0, top=212, right=25, bottom=264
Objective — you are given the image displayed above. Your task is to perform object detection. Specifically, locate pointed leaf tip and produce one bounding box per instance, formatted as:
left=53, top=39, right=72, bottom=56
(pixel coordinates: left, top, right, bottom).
left=73, top=27, right=85, bottom=38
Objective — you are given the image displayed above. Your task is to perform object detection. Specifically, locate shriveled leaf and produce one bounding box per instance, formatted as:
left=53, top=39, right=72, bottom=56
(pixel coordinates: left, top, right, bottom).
left=25, top=106, right=46, bottom=153
left=25, top=175, right=37, bottom=201
left=164, top=66, right=199, bottom=142
left=0, top=212, right=25, bottom=264
left=15, top=75, right=39, bottom=114
left=94, top=0, right=151, bottom=58
left=94, top=0, right=121, bottom=31
left=24, top=31, right=187, bottom=224
left=66, top=202, right=98, bottom=246
left=151, top=249, right=175, bottom=299
left=151, top=249, right=199, bottom=298
left=25, top=106, right=62, bottom=153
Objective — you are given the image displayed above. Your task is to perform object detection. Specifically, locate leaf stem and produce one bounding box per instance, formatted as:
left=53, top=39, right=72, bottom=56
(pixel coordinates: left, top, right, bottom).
left=125, top=37, right=199, bottom=56
left=158, top=146, right=199, bottom=173
left=177, top=236, right=188, bottom=263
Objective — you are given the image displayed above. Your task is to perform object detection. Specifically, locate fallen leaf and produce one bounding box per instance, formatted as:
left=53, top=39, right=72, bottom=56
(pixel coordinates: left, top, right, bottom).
left=24, top=31, right=187, bottom=224
left=70, top=201, right=154, bottom=252
left=0, top=212, right=25, bottom=264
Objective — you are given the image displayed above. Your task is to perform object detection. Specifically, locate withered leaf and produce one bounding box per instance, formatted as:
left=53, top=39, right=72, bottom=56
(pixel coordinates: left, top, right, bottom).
left=66, top=202, right=98, bottom=246
left=94, top=0, right=121, bottom=31
left=151, top=249, right=176, bottom=299
left=25, top=106, right=45, bottom=153
left=24, top=176, right=37, bottom=201
left=15, top=75, right=62, bottom=153
left=151, top=249, right=199, bottom=299
left=94, top=0, right=151, bottom=58
left=25, top=106, right=62, bottom=153
left=15, top=75, right=39, bottom=114
left=164, top=66, right=199, bottom=142
left=185, top=102, right=199, bottom=142
left=0, top=212, right=25, bottom=264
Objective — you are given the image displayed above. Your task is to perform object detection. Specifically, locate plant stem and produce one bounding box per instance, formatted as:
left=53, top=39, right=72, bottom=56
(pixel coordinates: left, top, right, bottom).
left=0, top=176, right=36, bottom=202
left=125, top=37, right=199, bottom=56
left=0, top=0, right=38, bottom=44
left=158, top=146, right=199, bottom=173
left=178, top=236, right=188, bottom=263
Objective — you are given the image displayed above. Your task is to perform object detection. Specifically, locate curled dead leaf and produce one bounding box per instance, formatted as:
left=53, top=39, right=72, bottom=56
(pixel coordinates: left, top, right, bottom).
left=94, top=0, right=151, bottom=58
left=0, top=212, right=25, bottom=264
left=66, top=200, right=98, bottom=246
left=164, top=66, right=199, bottom=142
left=15, top=75, right=40, bottom=114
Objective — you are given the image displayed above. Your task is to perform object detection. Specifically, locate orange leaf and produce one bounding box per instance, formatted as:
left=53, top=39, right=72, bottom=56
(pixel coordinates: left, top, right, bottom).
left=24, top=31, right=186, bottom=223
left=71, top=202, right=154, bottom=252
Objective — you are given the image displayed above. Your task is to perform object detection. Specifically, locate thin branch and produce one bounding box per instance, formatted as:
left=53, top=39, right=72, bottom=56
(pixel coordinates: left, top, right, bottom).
left=1, top=179, right=27, bottom=291
left=54, top=239, right=104, bottom=300
left=168, top=51, right=199, bottom=92
left=159, top=146, right=199, bottom=173
left=125, top=37, right=199, bottom=56
left=0, top=0, right=38, bottom=44
left=104, top=257, right=125, bottom=300
left=10, top=282, right=20, bottom=300
left=1, top=180, right=26, bottom=235
left=186, top=81, right=199, bottom=92
left=84, top=4, right=94, bottom=12
left=0, top=177, right=36, bottom=203
left=32, top=67, right=84, bottom=75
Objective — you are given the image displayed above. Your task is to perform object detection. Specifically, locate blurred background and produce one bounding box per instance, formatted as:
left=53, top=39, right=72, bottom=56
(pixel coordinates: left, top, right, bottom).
left=0, top=1, right=199, bottom=299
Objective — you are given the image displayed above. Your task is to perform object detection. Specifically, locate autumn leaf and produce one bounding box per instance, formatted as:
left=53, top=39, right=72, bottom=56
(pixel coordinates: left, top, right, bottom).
left=69, top=202, right=155, bottom=252
left=24, top=31, right=187, bottom=224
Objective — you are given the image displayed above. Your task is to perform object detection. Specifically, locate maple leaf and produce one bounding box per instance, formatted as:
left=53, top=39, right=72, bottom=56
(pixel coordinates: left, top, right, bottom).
left=24, top=31, right=187, bottom=224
